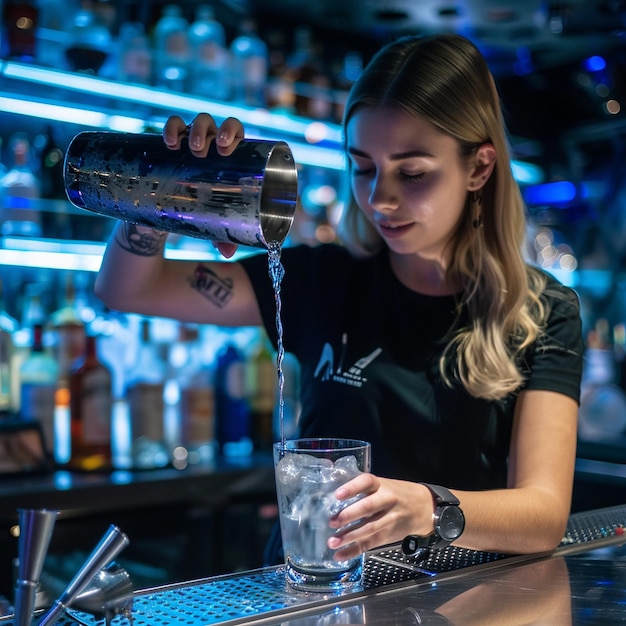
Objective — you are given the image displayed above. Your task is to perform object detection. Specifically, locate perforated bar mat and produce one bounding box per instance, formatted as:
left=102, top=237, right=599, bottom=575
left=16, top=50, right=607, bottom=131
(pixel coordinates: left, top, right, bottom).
left=38, top=504, right=626, bottom=626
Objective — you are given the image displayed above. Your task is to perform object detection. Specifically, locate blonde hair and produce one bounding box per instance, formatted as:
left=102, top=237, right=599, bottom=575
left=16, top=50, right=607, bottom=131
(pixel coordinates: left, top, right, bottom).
left=338, top=33, right=547, bottom=400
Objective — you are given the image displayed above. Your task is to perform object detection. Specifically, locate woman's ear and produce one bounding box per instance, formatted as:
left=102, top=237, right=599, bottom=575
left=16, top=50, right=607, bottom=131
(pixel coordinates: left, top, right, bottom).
left=468, top=143, right=496, bottom=191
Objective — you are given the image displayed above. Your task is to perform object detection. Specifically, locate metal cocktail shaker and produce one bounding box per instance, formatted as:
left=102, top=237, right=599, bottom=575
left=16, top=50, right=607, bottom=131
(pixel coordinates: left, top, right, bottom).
left=63, top=131, right=298, bottom=247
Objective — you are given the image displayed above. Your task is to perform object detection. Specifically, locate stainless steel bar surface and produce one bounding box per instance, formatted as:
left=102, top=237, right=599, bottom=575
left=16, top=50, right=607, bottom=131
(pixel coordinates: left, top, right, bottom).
left=34, top=504, right=624, bottom=626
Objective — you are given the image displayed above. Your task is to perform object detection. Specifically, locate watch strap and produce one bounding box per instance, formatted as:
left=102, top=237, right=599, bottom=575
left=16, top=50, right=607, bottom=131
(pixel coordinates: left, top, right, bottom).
left=419, top=482, right=460, bottom=506
left=401, top=483, right=464, bottom=556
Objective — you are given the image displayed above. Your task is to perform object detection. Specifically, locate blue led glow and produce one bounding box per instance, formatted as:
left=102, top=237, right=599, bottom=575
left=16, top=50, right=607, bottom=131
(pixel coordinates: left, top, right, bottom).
left=583, top=55, right=607, bottom=72
left=511, top=160, right=543, bottom=185
left=523, top=180, right=577, bottom=205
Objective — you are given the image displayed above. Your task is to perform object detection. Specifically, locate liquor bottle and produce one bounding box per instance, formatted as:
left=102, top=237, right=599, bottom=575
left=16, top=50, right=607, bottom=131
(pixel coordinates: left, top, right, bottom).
left=174, top=324, right=215, bottom=464
left=11, top=283, right=46, bottom=413
left=2, top=0, right=39, bottom=62
left=246, top=332, right=276, bottom=451
left=0, top=133, right=41, bottom=237
left=229, top=19, right=268, bottom=107
left=332, top=50, right=363, bottom=122
left=287, top=26, right=332, bottom=120
left=64, top=5, right=112, bottom=74
left=34, top=0, right=69, bottom=70
left=68, top=334, right=113, bottom=470
left=153, top=4, right=191, bottom=91
left=187, top=4, right=230, bottom=100
left=214, top=341, right=252, bottom=457
left=51, top=275, right=86, bottom=389
left=53, top=385, right=70, bottom=465
left=117, top=22, right=153, bottom=85
left=39, top=125, right=66, bottom=200
left=19, top=323, right=59, bottom=455
left=578, top=319, right=626, bottom=441
left=39, top=124, right=72, bottom=238
left=0, top=279, right=18, bottom=415
left=125, top=319, right=168, bottom=469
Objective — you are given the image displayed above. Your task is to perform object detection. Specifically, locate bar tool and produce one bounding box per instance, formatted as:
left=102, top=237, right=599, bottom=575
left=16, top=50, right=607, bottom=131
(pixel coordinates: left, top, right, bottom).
left=13, top=509, right=59, bottom=626
left=38, top=524, right=129, bottom=626
left=64, top=131, right=299, bottom=248
left=70, top=561, right=133, bottom=625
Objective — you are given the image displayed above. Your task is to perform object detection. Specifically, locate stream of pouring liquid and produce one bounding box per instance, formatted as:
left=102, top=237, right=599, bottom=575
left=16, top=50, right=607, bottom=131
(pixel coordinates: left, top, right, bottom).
left=267, top=241, right=286, bottom=450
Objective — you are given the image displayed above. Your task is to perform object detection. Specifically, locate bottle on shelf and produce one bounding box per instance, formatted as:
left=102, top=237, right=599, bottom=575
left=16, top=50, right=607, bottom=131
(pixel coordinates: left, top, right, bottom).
left=187, top=4, right=230, bottom=100
left=38, top=124, right=72, bottom=238
left=117, top=22, right=153, bottom=85
left=332, top=50, right=364, bottom=122
left=18, top=322, right=59, bottom=455
left=264, top=35, right=297, bottom=115
left=53, top=384, right=70, bottom=465
left=215, top=341, right=252, bottom=457
left=35, top=0, right=71, bottom=70
left=67, top=333, right=113, bottom=471
left=38, top=124, right=67, bottom=199
left=170, top=324, right=215, bottom=466
left=0, top=137, right=7, bottom=180
left=64, top=4, right=113, bottom=74
left=2, top=0, right=39, bottom=62
left=11, top=282, right=46, bottom=413
left=229, top=19, right=268, bottom=107
left=613, top=322, right=626, bottom=391
left=153, top=4, right=191, bottom=92
left=0, top=133, right=42, bottom=237
left=288, top=26, right=332, bottom=120
left=578, top=318, right=626, bottom=442
left=125, top=318, right=168, bottom=469
left=92, top=307, right=135, bottom=468
left=0, top=279, right=19, bottom=416
left=51, top=274, right=86, bottom=390
left=245, top=331, right=276, bottom=452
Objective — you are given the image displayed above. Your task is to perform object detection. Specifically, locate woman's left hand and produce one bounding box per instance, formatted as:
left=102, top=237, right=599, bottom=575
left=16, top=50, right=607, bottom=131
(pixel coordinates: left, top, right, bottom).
left=326, top=474, right=436, bottom=560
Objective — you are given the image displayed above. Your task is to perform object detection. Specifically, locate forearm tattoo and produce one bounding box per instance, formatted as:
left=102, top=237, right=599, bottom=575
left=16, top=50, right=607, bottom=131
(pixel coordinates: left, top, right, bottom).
left=188, top=263, right=234, bottom=308
left=115, top=223, right=168, bottom=256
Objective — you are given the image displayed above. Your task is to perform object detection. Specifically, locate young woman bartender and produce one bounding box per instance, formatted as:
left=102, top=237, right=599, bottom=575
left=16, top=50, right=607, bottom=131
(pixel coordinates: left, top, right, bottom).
left=95, top=33, right=584, bottom=562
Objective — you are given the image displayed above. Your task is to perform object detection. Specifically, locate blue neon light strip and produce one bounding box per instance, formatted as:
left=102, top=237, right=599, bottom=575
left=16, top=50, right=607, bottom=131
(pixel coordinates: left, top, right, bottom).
left=1, top=61, right=536, bottom=179
left=1, top=60, right=343, bottom=143
left=0, top=237, right=217, bottom=272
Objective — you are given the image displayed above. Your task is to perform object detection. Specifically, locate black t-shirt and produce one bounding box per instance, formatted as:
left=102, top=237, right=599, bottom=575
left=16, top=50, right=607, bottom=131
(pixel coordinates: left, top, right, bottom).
left=240, top=243, right=583, bottom=490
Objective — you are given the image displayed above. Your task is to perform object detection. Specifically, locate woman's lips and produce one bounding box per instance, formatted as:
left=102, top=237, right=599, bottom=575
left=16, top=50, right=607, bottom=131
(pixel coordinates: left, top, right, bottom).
left=377, top=221, right=414, bottom=238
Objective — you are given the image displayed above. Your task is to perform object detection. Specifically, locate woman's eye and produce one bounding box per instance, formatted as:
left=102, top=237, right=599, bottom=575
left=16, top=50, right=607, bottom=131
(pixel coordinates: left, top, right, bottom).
left=401, top=172, right=425, bottom=182
left=352, top=167, right=374, bottom=177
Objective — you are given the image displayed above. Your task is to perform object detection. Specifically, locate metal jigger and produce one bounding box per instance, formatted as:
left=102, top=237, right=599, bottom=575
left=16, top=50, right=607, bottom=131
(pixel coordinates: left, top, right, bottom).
left=13, top=508, right=59, bottom=626
left=38, top=524, right=129, bottom=626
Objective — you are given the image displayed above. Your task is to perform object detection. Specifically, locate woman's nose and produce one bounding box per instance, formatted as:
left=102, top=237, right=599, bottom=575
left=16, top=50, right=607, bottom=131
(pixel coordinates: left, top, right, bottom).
left=369, top=175, right=398, bottom=212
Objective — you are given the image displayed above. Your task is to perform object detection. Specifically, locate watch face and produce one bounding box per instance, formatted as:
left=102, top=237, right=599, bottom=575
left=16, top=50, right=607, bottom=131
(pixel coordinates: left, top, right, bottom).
left=437, top=505, right=465, bottom=541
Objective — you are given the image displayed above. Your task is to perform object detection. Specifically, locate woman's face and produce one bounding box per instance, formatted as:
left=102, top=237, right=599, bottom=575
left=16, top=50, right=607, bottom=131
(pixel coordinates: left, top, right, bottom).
left=346, top=106, right=473, bottom=263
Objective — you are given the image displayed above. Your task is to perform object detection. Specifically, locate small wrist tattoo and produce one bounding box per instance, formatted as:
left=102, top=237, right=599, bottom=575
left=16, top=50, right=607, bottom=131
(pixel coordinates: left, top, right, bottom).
left=115, top=223, right=168, bottom=257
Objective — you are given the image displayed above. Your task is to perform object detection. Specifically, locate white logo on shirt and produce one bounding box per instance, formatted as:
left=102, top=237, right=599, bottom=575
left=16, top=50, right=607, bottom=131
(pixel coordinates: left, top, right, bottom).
left=314, top=333, right=382, bottom=388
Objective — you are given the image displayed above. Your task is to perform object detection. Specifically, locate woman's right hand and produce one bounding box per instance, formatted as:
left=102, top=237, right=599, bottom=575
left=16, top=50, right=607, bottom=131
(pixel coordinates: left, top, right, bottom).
left=162, top=113, right=246, bottom=258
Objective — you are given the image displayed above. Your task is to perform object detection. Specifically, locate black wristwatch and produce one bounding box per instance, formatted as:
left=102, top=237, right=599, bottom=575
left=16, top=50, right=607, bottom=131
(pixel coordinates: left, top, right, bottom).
left=401, top=483, right=465, bottom=555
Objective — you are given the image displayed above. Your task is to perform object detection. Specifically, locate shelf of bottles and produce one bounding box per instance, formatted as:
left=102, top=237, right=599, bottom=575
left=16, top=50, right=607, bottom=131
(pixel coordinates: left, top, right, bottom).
left=4, top=0, right=626, bottom=465
left=2, top=270, right=302, bottom=472
left=0, top=1, right=352, bottom=472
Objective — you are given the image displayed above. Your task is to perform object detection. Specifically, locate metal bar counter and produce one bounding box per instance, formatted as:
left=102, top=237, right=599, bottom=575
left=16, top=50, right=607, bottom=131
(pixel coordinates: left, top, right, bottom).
left=10, top=504, right=622, bottom=626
